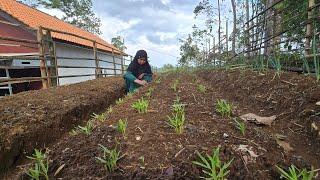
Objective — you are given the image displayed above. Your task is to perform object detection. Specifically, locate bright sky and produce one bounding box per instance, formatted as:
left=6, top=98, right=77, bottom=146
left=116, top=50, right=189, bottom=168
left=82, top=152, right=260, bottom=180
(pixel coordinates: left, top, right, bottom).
left=39, top=0, right=235, bottom=68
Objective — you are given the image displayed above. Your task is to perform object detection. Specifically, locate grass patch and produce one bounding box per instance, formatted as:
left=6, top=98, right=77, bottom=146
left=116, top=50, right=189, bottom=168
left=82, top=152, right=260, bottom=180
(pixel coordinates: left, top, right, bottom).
left=215, top=99, right=232, bottom=118
left=96, top=144, right=120, bottom=172
left=71, top=120, right=94, bottom=136
left=197, top=84, right=206, bottom=93
left=193, top=147, right=233, bottom=180
left=132, top=97, right=149, bottom=113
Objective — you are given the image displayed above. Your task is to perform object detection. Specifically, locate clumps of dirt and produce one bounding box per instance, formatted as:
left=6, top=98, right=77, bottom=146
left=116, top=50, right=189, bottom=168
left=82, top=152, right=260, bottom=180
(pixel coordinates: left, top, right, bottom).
left=0, top=77, right=125, bottom=175
left=5, top=69, right=320, bottom=179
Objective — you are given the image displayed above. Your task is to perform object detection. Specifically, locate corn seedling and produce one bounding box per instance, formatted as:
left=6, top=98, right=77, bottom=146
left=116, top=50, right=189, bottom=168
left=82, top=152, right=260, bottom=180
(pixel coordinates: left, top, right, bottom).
left=116, top=98, right=124, bottom=105
left=107, top=106, right=113, bottom=114
left=197, top=84, right=206, bottom=93
left=167, top=101, right=185, bottom=134
left=96, top=144, right=120, bottom=172
left=131, top=97, right=149, bottom=113
left=269, top=53, right=282, bottom=77
left=171, top=79, right=179, bottom=92
left=234, top=118, right=246, bottom=136
left=192, top=147, right=233, bottom=180
left=155, top=78, right=161, bottom=84
left=145, top=87, right=154, bottom=98
left=77, top=120, right=94, bottom=135
left=139, top=156, right=145, bottom=169
left=126, top=92, right=133, bottom=99
left=215, top=99, right=233, bottom=118
left=92, top=112, right=106, bottom=122
left=276, top=165, right=315, bottom=180
left=26, top=149, right=49, bottom=180
left=117, top=119, right=127, bottom=137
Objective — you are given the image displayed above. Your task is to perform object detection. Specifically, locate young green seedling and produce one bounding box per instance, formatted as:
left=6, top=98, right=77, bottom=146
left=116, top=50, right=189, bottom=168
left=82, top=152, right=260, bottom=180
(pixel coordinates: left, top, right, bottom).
left=92, top=112, right=107, bottom=122
left=107, top=106, right=113, bottom=114
left=171, top=79, right=179, bottom=92
left=116, top=98, right=124, bottom=105
left=197, top=84, right=206, bottom=93
left=192, top=147, right=233, bottom=180
left=145, top=87, right=154, bottom=98
left=26, top=149, right=49, bottom=180
left=276, top=165, right=315, bottom=180
left=234, top=118, right=246, bottom=136
left=131, top=97, right=149, bottom=113
left=96, top=144, right=120, bottom=172
left=215, top=99, right=233, bottom=118
left=77, top=120, right=94, bottom=135
left=167, top=100, right=185, bottom=134
left=155, top=78, right=161, bottom=84
left=117, top=119, right=127, bottom=137
left=139, top=156, right=145, bottom=169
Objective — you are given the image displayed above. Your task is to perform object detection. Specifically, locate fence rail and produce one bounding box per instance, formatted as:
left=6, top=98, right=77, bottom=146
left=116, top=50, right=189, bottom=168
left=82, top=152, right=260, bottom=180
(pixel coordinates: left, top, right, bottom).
left=0, top=23, right=132, bottom=95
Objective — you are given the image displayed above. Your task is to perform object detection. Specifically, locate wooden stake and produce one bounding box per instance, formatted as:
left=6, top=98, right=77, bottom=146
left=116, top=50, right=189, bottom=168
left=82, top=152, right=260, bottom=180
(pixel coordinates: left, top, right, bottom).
left=112, top=49, right=117, bottom=76
left=93, top=41, right=100, bottom=78
left=37, top=26, right=49, bottom=89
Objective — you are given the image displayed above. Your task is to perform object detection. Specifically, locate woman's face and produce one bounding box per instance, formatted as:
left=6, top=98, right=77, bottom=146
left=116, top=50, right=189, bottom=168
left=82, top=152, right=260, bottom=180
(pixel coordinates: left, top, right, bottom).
left=138, top=57, right=146, bottom=65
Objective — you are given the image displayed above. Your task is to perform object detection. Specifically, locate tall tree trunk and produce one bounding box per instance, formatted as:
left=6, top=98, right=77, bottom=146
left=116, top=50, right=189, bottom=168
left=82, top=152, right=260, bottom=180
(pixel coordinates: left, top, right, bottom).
left=231, top=0, right=236, bottom=55
left=218, top=0, right=221, bottom=54
left=246, top=0, right=250, bottom=57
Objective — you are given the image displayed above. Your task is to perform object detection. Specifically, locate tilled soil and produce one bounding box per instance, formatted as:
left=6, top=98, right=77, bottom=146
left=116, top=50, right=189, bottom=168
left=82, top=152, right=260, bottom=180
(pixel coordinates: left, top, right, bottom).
left=0, top=77, right=125, bottom=175
left=4, top=69, right=320, bottom=179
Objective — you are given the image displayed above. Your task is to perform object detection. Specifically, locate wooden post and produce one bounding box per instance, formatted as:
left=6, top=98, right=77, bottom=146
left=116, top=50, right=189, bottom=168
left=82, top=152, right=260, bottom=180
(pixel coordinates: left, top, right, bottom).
left=37, top=26, right=49, bottom=89
left=112, top=49, right=117, bottom=76
left=305, top=0, right=315, bottom=57
left=93, top=41, right=100, bottom=78
left=53, top=42, right=59, bottom=86
left=5, top=68, right=12, bottom=95
left=121, top=53, right=124, bottom=75
left=46, top=30, right=58, bottom=86
left=218, top=0, right=221, bottom=54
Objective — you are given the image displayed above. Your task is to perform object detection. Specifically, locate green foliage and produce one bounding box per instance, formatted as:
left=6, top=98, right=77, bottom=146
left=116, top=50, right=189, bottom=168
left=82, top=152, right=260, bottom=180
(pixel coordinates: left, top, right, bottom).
left=107, top=106, right=113, bottom=114
left=234, top=118, right=246, bottom=136
left=77, top=120, right=94, bottom=135
left=276, top=165, right=315, bottom=180
left=36, top=0, right=101, bottom=34
left=192, top=147, right=233, bottom=180
left=116, top=98, right=124, bottom=105
left=145, top=87, right=154, bottom=98
left=131, top=97, right=149, bottom=113
left=269, top=54, right=282, bottom=76
left=312, top=27, right=320, bottom=81
left=179, top=34, right=201, bottom=66
left=96, top=144, right=120, bottom=172
left=26, top=149, right=49, bottom=180
left=197, top=84, right=206, bottom=93
left=171, top=79, right=179, bottom=92
left=215, top=99, right=232, bottom=118
left=117, top=119, right=127, bottom=137
left=155, top=78, right=162, bottom=84
left=111, top=36, right=126, bottom=51
left=92, top=112, right=106, bottom=122
left=167, top=99, right=185, bottom=134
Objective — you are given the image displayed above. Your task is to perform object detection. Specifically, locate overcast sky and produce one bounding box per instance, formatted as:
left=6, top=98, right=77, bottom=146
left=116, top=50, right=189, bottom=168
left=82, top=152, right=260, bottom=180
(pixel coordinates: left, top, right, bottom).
left=39, top=0, right=234, bottom=68
left=92, top=0, right=200, bottom=67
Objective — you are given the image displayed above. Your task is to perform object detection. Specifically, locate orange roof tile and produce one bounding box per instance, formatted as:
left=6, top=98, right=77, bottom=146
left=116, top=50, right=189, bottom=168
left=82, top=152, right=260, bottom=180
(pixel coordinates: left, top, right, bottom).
left=0, top=0, right=122, bottom=54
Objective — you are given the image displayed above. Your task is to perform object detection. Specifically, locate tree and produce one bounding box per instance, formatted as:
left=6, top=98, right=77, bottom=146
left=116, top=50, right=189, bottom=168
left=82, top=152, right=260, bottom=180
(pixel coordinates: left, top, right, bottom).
left=21, top=0, right=102, bottom=35
left=111, top=36, right=127, bottom=52
left=179, top=35, right=200, bottom=66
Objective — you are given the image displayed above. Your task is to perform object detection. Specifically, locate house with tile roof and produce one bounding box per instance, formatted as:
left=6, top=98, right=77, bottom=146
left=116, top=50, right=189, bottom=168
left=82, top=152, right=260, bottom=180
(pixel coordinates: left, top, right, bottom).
left=0, top=0, right=126, bottom=96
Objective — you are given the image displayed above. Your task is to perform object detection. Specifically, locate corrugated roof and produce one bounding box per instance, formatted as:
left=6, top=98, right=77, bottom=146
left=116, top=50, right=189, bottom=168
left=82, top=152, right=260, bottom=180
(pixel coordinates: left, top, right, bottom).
left=0, top=0, right=121, bottom=54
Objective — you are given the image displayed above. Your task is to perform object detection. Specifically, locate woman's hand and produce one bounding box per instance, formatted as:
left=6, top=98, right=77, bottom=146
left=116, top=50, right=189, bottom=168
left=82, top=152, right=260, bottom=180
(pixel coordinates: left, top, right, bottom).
left=138, top=73, right=145, bottom=80
left=134, top=79, right=148, bottom=86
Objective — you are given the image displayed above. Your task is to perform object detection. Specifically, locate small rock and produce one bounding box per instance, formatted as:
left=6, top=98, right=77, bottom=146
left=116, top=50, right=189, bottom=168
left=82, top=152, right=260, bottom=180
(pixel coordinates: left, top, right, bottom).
left=165, top=166, right=174, bottom=176
left=223, top=133, right=229, bottom=138
left=316, top=101, right=320, bottom=106
left=136, top=135, right=142, bottom=141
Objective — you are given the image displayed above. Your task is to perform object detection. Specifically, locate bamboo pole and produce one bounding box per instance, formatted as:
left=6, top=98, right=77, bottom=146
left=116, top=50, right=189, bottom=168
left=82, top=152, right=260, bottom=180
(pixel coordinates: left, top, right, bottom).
left=46, top=30, right=58, bottom=86
left=305, top=0, right=315, bottom=57
left=37, top=26, right=49, bottom=89
left=93, top=41, right=100, bottom=78
left=112, top=49, right=117, bottom=76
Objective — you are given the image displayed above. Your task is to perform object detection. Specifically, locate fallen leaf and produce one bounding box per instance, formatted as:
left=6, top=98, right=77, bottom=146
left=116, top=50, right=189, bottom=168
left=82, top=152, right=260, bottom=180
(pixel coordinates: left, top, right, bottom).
left=237, top=145, right=259, bottom=158
left=276, top=139, right=293, bottom=152
left=240, top=113, right=276, bottom=126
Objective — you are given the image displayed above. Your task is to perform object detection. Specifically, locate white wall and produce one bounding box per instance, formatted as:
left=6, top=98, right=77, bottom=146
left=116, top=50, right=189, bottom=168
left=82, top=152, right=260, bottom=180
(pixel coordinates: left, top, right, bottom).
left=55, top=42, right=123, bottom=85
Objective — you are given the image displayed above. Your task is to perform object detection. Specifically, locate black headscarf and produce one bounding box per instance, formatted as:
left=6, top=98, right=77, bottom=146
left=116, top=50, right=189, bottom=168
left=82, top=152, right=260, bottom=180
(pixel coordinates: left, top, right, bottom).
left=127, top=50, right=152, bottom=77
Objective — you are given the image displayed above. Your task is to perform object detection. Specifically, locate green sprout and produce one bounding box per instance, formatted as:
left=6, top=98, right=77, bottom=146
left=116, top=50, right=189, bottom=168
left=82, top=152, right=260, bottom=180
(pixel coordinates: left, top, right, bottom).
left=96, top=144, right=120, bottom=172
left=131, top=97, right=149, bottom=113
left=234, top=118, right=246, bottom=136
left=145, top=87, right=154, bottom=98
left=215, top=99, right=233, bottom=118
left=139, top=156, right=145, bottom=169
left=192, top=147, right=233, bottom=180
left=167, top=100, right=185, bottom=134
left=77, top=120, right=94, bottom=135
left=92, top=112, right=106, bottom=122
left=276, top=165, right=316, bottom=180
left=26, top=149, right=49, bottom=180
left=107, top=106, right=113, bottom=114
left=116, top=98, right=124, bottom=105
left=117, top=119, right=127, bottom=137
left=197, top=84, right=206, bottom=93
left=171, top=79, right=179, bottom=92
left=155, top=78, right=161, bottom=84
